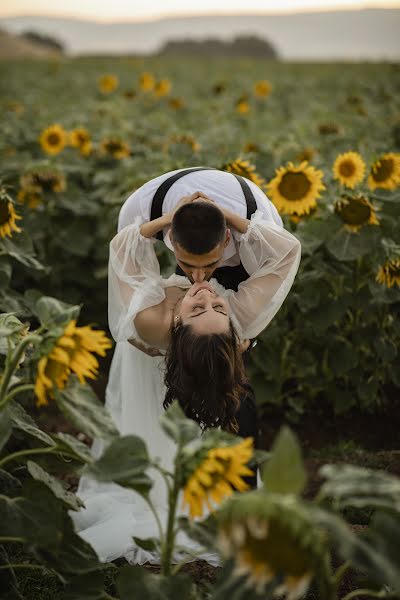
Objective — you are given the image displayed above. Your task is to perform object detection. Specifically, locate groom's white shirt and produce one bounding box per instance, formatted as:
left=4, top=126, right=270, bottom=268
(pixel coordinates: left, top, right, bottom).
left=118, top=167, right=283, bottom=268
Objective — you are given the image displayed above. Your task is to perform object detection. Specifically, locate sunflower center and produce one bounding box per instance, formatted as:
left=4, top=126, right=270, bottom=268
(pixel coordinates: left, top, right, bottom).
left=278, top=172, right=312, bottom=201
left=336, top=196, right=371, bottom=225
left=106, top=141, right=122, bottom=153
left=47, top=133, right=61, bottom=146
left=0, top=201, right=11, bottom=225
left=372, top=158, right=394, bottom=182
left=339, top=160, right=356, bottom=177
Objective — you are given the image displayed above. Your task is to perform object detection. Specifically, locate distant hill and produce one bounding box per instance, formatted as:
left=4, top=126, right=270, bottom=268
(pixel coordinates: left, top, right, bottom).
left=1, top=9, right=400, bottom=60
left=0, top=27, right=63, bottom=58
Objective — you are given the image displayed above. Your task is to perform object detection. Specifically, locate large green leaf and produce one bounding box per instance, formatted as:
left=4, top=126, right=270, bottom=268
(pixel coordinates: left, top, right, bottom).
left=84, top=435, right=152, bottom=496
left=62, top=570, right=108, bottom=600
left=0, top=230, right=47, bottom=271
left=55, top=377, right=118, bottom=441
left=326, top=225, right=380, bottom=262
left=35, top=296, right=80, bottom=329
left=27, top=460, right=85, bottom=511
left=54, top=431, right=93, bottom=463
left=319, top=464, right=400, bottom=512
left=261, top=426, right=307, bottom=495
left=8, top=399, right=56, bottom=446
left=159, top=400, right=200, bottom=447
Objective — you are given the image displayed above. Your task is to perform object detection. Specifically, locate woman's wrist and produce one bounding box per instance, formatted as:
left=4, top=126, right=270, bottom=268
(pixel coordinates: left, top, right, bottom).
left=139, top=214, right=172, bottom=239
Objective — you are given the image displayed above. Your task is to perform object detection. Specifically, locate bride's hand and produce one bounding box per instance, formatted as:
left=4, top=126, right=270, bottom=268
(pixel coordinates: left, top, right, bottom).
left=128, top=338, right=164, bottom=357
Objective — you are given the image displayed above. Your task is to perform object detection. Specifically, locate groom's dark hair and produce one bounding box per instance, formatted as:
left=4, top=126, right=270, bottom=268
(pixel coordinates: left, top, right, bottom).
left=171, top=202, right=226, bottom=254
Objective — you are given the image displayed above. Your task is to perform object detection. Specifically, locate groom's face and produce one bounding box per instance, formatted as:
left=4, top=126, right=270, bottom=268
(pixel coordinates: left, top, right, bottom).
left=173, top=240, right=226, bottom=283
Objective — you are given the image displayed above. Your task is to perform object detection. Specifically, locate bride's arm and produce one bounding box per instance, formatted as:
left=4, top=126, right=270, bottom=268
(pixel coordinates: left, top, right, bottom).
left=108, top=216, right=167, bottom=344
left=226, top=211, right=301, bottom=340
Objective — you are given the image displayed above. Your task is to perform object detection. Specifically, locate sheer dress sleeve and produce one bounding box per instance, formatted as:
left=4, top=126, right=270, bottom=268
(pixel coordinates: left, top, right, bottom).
left=108, top=216, right=166, bottom=344
left=226, top=210, right=301, bottom=340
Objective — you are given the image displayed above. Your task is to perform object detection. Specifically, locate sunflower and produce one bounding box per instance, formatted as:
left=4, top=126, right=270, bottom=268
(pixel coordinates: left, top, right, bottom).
left=266, top=161, right=325, bottom=216
left=334, top=193, right=379, bottom=233
left=17, top=186, right=43, bottom=209
left=20, top=167, right=66, bottom=194
left=254, top=80, right=272, bottom=98
left=318, top=123, right=340, bottom=135
left=376, top=258, right=400, bottom=289
left=154, top=78, right=172, bottom=97
left=367, top=152, right=400, bottom=191
left=139, top=72, right=155, bottom=92
left=168, top=134, right=201, bottom=152
left=0, top=197, right=22, bottom=238
left=181, top=438, right=255, bottom=519
left=221, top=158, right=266, bottom=189
left=296, top=148, right=316, bottom=163
left=243, top=142, right=260, bottom=153
left=236, top=97, right=250, bottom=114
left=168, top=97, right=185, bottom=110
left=98, top=74, right=119, bottom=94
left=100, top=138, right=131, bottom=159
left=333, top=151, right=366, bottom=189
left=39, top=124, right=67, bottom=155
left=69, top=127, right=92, bottom=156
left=5, top=101, right=25, bottom=114
left=34, top=320, right=112, bottom=407
left=216, top=494, right=323, bottom=597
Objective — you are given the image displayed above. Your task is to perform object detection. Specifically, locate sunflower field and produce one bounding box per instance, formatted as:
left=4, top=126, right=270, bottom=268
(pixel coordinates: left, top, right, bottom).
left=0, top=56, right=400, bottom=598
left=1, top=57, right=399, bottom=418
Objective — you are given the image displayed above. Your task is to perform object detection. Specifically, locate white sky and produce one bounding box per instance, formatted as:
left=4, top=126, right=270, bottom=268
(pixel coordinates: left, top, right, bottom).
left=0, top=0, right=399, bottom=21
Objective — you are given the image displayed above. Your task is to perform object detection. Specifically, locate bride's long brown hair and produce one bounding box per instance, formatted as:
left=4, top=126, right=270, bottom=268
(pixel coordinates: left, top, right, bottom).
left=163, top=318, right=248, bottom=433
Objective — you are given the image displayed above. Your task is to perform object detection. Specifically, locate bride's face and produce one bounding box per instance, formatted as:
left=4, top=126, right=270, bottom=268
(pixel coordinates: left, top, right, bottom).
left=178, top=282, right=230, bottom=335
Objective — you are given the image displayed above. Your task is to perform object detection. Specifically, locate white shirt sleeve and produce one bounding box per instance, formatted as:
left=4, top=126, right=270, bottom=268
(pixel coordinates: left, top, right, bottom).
left=225, top=210, right=301, bottom=340
left=108, top=216, right=166, bottom=343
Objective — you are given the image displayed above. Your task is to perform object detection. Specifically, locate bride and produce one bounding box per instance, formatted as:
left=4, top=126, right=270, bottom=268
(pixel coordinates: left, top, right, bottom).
left=70, top=195, right=301, bottom=567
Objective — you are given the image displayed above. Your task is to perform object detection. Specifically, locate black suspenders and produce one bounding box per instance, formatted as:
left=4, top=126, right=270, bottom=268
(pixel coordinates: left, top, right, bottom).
left=150, top=167, right=257, bottom=241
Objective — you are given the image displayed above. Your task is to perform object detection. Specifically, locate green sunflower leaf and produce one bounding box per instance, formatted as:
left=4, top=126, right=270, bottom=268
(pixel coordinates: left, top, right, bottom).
left=261, top=426, right=307, bottom=495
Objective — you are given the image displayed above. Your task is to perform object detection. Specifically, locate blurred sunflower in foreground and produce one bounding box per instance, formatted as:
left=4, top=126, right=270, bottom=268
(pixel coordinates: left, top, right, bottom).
left=34, top=320, right=112, bottom=407
left=181, top=437, right=255, bottom=519
left=222, top=158, right=266, bottom=189
left=0, top=189, right=22, bottom=239
left=100, top=138, right=131, bottom=159
left=267, top=162, right=325, bottom=216
left=98, top=74, right=119, bottom=94
left=376, top=257, right=400, bottom=289
left=69, top=127, right=92, bottom=156
left=367, top=152, right=400, bottom=190
left=333, top=151, right=366, bottom=188
left=39, top=124, right=67, bottom=155
left=216, top=494, right=325, bottom=598
left=334, top=193, right=379, bottom=233
left=254, top=79, right=272, bottom=98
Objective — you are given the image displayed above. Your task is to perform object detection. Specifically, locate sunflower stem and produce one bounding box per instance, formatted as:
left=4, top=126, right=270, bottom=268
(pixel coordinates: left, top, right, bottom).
left=160, top=454, right=182, bottom=576
left=0, top=334, right=42, bottom=408
left=0, top=445, right=76, bottom=469
left=4, top=384, right=35, bottom=403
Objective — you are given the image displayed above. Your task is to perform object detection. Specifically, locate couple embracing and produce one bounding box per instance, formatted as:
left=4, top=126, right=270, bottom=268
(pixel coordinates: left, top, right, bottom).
left=71, top=166, right=301, bottom=566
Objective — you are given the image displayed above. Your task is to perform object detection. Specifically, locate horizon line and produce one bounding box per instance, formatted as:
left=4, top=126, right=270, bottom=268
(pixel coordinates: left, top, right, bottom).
left=1, top=4, right=400, bottom=24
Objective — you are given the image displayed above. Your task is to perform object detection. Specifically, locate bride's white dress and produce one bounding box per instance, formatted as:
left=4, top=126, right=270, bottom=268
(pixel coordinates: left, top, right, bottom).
left=70, top=211, right=302, bottom=566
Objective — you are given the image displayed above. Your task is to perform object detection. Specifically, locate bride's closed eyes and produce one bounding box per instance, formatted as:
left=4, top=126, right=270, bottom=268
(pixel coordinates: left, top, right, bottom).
left=191, top=303, right=227, bottom=315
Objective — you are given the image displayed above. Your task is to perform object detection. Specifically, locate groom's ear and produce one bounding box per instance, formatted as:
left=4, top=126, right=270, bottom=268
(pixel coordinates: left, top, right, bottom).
left=224, top=228, right=231, bottom=248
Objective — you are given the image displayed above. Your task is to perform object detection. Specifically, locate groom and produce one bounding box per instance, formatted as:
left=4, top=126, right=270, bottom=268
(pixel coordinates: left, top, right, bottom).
left=118, top=166, right=283, bottom=488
